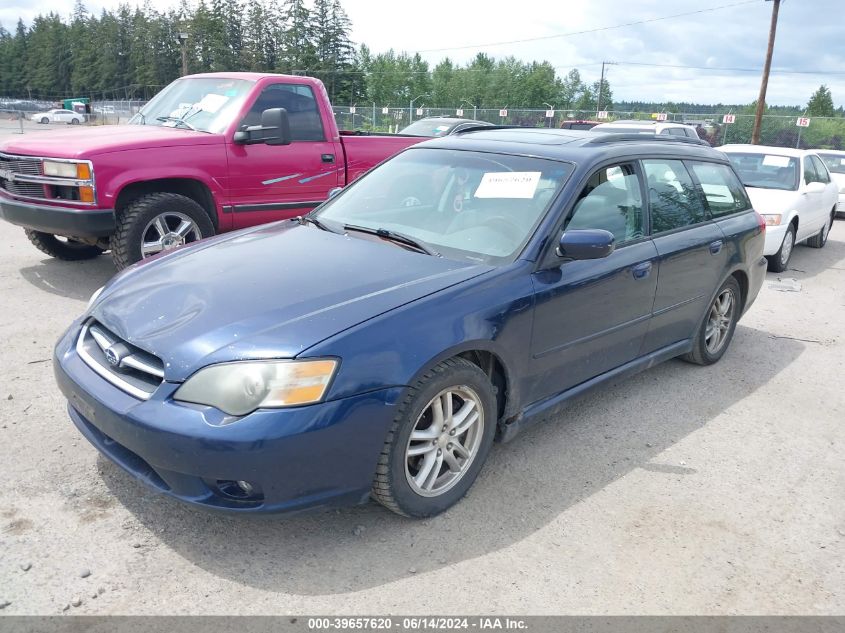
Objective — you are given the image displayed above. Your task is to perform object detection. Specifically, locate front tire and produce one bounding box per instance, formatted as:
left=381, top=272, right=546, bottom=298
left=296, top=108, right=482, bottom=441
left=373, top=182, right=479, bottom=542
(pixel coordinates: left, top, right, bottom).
left=766, top=223, right=795, bottom=272
left=24, top=230, right=104, bottom=261
left=111, top=192, right=214, bottom=270
left=372, top=358, right=497, bottom=517
left=40, top=117, right=49, bottom=124
left=682, top=276, right=741, bottom=366
left=806, top=211, right=834, bottom=248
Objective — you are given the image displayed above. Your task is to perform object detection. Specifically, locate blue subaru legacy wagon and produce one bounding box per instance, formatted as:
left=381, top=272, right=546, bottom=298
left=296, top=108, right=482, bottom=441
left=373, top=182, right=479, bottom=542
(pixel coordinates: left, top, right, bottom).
left=54, top=129, right=767, bottom=517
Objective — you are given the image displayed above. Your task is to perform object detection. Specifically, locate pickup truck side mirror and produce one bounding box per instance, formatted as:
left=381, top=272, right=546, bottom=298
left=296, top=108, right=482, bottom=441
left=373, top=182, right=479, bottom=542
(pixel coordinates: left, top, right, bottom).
left=556, top=229, right=615, bottom=260
left=233, top=107, right=292, bottom=146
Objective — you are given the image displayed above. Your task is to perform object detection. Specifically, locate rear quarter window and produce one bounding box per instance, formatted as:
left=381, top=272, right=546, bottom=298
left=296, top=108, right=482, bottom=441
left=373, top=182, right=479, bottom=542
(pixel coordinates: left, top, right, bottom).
left=688, top=161, right=751, bottom=218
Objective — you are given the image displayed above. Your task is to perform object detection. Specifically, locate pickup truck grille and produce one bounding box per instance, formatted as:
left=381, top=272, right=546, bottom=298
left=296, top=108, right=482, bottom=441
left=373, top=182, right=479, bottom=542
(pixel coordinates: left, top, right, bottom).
left=0, top=154, right=42, bottom=176
left=3, top=180, right=46, bottom=198
left=76, top=320, right=165, bottom=400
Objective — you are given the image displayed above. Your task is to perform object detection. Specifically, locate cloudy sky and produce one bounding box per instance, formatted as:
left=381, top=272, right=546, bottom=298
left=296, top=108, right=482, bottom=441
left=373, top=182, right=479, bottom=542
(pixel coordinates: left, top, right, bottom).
left=3, top=0, right=843, bottom=106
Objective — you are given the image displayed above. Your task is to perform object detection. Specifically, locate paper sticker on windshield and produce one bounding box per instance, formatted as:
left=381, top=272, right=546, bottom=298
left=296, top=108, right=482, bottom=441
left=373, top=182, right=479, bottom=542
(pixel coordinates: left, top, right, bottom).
left=196, top=93, right=228, bottom=114
left=474, top=172, right=541, bottom=199
left=762, top=155, right=791, bottom=168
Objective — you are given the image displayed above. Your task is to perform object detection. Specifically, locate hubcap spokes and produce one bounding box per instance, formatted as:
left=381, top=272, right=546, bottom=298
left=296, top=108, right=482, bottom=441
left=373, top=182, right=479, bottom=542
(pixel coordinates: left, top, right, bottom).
left=405, top=386, right=484, bottom=497
left=141, top=212, right=201, bottom=257
left=781, top=231, right=794, bottom=265
left=705, top=289, right=735, bottom=354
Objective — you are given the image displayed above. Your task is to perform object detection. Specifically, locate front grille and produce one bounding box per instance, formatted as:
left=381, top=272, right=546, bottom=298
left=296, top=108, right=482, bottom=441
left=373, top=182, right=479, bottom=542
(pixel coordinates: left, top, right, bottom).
left=0, top=154, right=42, bottom=176
left=3, top=180, right=45, bottom=198
left=76, top=320, right=164, bottom=400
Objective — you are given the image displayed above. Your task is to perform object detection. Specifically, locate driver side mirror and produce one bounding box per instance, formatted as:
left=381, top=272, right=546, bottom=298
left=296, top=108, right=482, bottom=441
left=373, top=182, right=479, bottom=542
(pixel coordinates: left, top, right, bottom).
left=556, top=229, right=615, bottom=260
left=233, top=107, right=291, bottom=146
left=804, top=181, right=826, bottom=194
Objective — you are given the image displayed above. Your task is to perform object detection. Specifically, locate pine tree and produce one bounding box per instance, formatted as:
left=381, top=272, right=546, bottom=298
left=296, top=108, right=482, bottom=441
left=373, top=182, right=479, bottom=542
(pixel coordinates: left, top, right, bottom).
left=807, top=85, right=835, bottom=117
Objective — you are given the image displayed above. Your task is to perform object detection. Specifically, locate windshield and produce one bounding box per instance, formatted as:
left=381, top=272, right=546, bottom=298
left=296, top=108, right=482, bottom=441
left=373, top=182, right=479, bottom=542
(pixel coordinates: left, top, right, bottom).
left=400, top=120, right=460, bottom=137
left=130, top=77, right=254, bottom=133
left=725, top=152, right=799, bottom=191
left=818, top=153, right=845, bottom=175
left=314, top=148, right=573, bottom=265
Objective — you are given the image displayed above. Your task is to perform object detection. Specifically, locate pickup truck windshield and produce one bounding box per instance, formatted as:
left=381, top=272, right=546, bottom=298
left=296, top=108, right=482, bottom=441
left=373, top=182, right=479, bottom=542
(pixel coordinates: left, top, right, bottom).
left=130, top=77, right=254, bottom=133
left=314, top=148, right=572, bottom=265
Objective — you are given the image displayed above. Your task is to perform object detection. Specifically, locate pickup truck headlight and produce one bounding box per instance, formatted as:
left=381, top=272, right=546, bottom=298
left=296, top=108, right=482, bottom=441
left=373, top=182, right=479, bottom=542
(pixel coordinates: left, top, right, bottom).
left=174, top=359, right=338, bottom=416
left=43, top=160, right=91, bottom=180
left=760, top=214, right=782, bottom=226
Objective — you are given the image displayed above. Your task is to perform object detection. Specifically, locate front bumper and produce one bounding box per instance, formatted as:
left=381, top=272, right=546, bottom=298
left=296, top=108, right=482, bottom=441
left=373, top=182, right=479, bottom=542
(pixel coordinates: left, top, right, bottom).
left=762, top=222, right=788, bottom=257
left=54, top=324, right=403, bottom=514
left=0, top=193, right=114, bottom=237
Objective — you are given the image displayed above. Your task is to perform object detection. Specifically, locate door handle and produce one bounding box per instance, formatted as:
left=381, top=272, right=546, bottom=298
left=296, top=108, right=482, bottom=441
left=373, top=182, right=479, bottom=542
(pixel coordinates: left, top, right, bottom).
left=709, top=240, right=723, bottom=254
left=321, top=154, right=335, bottom=163
left=631, top=261, right=652, bottom=279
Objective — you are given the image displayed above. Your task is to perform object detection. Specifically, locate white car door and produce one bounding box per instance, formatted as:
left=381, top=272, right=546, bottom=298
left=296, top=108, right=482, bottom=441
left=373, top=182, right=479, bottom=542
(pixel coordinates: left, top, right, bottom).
left=798, top=156, right=825, bottom=239
left=809, top=155, right=838, bottom=218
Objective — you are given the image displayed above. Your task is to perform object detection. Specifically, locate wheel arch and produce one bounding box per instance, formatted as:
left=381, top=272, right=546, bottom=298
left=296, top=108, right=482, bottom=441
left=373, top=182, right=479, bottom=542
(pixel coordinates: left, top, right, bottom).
left=115, top=178, right=219, bottom=231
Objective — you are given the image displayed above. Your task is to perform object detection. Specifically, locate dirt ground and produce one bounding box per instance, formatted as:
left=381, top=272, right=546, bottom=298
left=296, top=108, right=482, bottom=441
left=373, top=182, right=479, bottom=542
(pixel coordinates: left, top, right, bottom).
left=0, top=205, right=843, bottom=615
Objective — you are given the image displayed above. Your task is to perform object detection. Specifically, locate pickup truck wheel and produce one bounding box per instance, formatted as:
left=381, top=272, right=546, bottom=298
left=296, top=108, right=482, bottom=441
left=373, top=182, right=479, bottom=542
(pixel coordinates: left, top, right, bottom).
left=24, top=229, right=104, bottom=260
left=372, top=357, right=496, bottom=518
left=766, top=223, right=795, bottom=273
left=806, top=211, right=834, bottom=249
left=682, top=276, right=741, bottom=366
left=111, top=193, right=214, bottom=270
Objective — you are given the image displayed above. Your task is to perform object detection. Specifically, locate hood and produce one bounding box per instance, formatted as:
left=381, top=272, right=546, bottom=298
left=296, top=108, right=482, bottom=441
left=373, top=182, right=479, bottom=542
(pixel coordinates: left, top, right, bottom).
left=743, top=186, right=800, bottom=216
left=92, top=223, right=492, bottom=381
left=1, top=125, right=221, bottom=159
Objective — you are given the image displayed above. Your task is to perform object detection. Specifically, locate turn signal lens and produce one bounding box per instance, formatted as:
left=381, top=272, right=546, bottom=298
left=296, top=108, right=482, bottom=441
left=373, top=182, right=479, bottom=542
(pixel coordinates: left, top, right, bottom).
left=761, top=214, right=782, bottom=226
left=76, top=163, right=91, bottom=180
left=79, top=186, right=95, bottom=203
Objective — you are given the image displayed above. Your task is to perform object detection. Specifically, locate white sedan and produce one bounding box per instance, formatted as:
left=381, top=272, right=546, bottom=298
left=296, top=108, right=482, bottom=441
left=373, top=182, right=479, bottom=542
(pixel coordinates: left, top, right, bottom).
left=817, top=150, right=845, bottom=217
left=31, top=109, right=83, bottom=125
left=721, top=144, right=839, bottom=272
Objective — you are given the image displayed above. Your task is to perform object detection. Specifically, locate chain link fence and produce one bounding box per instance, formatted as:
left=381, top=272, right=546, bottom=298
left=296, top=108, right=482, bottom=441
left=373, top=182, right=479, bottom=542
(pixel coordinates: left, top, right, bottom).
left=2, top=96, right=843, bottom=150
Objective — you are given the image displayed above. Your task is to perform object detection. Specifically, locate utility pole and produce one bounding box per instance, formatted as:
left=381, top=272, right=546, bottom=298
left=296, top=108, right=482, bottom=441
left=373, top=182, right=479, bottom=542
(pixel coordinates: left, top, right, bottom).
left=178, top=32, right=189, bottom=76
left=751, top=0, right=781, bottom=144
left=596, top=61, right=616, bottom=115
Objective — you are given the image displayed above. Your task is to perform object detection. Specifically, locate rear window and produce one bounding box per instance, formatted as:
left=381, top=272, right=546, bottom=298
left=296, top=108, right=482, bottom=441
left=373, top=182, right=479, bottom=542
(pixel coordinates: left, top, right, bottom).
left=643, top=159, right=707, bottom=232
left=818, top=153, right=845, bottom=175
left=688, top=161, right=751, bottom=217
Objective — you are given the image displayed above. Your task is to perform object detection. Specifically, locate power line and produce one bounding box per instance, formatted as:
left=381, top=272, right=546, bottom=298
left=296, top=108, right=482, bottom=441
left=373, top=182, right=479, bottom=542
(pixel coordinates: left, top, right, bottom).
left=413, top=0, right=759, bottom=53
left=614, top=61, right=845, bottom=75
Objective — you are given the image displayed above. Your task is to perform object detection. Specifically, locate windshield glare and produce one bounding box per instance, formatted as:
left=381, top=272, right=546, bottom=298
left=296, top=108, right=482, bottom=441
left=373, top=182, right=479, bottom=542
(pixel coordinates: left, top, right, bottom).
left=818, top=153, right=845, bottom=175
left=314, top=148, right=573, bottom=264
left=130, top=77, right=254, bottom=133
left=725, top=152, right=799, bottom=191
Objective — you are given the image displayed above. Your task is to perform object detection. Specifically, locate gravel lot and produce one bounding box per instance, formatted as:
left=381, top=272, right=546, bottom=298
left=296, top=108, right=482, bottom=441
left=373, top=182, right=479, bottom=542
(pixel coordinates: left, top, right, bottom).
left=0, top=175, right=843, bottom=615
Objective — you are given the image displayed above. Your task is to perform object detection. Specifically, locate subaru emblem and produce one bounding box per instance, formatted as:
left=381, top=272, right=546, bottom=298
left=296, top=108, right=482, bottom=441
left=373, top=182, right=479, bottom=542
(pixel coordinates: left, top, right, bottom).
left=104, top=346, right=121, bottom=367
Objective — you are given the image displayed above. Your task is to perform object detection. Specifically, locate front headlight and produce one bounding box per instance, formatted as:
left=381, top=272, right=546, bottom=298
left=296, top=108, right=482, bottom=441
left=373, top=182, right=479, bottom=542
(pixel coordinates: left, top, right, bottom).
left=174, top=359, right=338, bottom=416
left=43, top=160, right=90, bottom=179
left=761, top=214, right=782, bottom=226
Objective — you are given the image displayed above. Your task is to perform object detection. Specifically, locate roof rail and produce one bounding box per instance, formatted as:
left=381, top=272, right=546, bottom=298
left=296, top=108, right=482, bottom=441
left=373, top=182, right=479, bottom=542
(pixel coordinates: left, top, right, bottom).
left=585, top=133, right=708, bottom=146
left=453, top=124, right=522, bottom=134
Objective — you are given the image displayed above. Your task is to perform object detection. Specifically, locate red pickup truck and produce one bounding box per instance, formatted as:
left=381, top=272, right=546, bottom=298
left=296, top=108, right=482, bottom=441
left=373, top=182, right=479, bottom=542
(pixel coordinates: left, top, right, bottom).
left=0, top=73, right=422, bottom=268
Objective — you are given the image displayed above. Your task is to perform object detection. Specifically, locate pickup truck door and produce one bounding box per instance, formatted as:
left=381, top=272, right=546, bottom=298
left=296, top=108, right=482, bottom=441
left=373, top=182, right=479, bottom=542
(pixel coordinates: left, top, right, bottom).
left=226, top=82, right=343, bottom=229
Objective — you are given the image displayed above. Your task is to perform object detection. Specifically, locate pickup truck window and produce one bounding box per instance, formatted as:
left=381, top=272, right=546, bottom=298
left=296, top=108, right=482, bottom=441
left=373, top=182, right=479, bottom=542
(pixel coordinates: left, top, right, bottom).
left=240, top=84, right=325, bottom=142
left=130, top=77, right=254, bottom=133
left=314, top=148, right=572, bottom=265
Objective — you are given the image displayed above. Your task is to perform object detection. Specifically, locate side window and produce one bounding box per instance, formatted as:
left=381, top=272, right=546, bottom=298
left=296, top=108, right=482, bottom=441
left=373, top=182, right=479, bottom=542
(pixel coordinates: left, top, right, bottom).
left=565, top=163, right=644, bottom=244
left=688, top=161, right=751, bottom=218
left=803, top=157, right=820, bottom=184
left=642, top=159, right=707, bottom=233
left=240, top=84, right=325, bottom=142
left=667, top=128, right=686, bottom=136
left=810, top=155, right=831, bottom=183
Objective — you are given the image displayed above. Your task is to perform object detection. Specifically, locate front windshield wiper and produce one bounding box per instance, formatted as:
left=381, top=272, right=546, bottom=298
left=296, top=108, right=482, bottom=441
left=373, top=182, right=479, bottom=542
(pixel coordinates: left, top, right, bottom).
left=296, top=215, right=342, bottom=234
left=343, top=224, right=440, bottom=256
left=155, top=116, right=200, bottom=131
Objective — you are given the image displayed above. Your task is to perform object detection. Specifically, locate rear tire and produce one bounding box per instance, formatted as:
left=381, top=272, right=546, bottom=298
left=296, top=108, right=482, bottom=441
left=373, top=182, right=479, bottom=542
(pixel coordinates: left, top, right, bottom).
left=372, top=357, right=497, bottom=518
left=70, top=118, right=80, bottom=125
left=682, top=276, right=741, bottom=366
left=24, top=229, right=104, bottom=261
left=40, top=117, right=49, bottom=124
left=806, top=211, right=834, bottom=248
left=111, top=192, right=214, bottom=270
left=766, top=223, right=795, bottom=273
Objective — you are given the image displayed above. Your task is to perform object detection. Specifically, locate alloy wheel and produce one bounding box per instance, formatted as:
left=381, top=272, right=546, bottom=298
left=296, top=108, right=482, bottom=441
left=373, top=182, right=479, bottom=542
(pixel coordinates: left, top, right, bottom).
left=405, top=386, right=485, bottom=497
left=780, top=229, right=794, bottom=267
left=705, top=288, right=735, bottom=354
left=140, top=212, right=202, bottom=258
